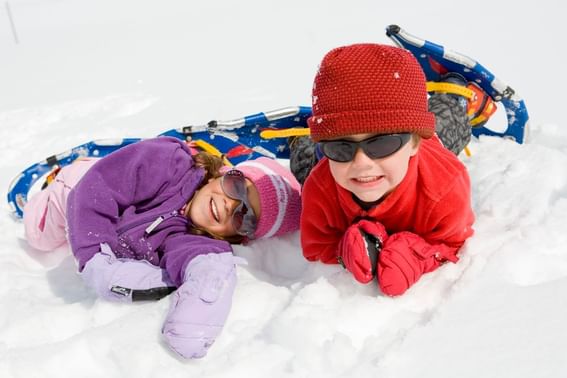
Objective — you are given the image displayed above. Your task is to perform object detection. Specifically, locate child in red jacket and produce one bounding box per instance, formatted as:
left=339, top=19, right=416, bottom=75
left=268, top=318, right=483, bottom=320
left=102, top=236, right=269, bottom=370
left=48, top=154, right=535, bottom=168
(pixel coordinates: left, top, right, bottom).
left=299, top=43, right=478, bottom=296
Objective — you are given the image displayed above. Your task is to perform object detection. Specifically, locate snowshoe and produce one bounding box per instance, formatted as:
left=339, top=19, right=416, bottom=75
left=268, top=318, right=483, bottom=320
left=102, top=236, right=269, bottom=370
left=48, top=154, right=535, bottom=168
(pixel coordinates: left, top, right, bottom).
left=386, top=24, right=529, bottom=144
left=7, top=107, right=311, bottom=218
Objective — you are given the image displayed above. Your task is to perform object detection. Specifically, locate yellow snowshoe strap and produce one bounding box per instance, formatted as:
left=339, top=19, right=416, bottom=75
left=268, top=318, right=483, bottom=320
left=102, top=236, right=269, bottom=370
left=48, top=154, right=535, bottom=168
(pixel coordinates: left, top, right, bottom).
left=192, top=139, right=233, bottom=166
left=426, top=82, right=475, bottom=100
left=469, top=100, right=497, bottom=127
left=260, top=128, right=311, bottom=139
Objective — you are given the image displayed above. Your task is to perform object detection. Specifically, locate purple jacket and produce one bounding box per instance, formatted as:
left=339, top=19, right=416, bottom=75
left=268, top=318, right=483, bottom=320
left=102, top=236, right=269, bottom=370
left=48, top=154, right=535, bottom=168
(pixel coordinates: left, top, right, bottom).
left=67, top=137, right=232, bottom=286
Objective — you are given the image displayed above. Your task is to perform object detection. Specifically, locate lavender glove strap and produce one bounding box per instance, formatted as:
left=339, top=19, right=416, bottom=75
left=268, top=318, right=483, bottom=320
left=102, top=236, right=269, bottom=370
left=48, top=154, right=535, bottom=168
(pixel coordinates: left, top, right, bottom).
left=162, top=252, right=243, bottom=359
left=80, top=243, right=175, bottom=302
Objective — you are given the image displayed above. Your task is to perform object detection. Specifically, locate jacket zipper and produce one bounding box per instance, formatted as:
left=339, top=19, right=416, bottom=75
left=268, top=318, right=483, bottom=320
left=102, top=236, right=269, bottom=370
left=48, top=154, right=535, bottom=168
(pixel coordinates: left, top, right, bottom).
left=115, top=200, right=188, bottom=235
left=144, top=210, right=179, bottom=235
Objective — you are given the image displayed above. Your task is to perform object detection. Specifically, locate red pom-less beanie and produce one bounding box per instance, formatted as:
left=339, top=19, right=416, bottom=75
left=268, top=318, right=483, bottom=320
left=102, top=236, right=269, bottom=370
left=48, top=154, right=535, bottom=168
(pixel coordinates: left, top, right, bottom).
left=308, top=43, right=436, bottom=142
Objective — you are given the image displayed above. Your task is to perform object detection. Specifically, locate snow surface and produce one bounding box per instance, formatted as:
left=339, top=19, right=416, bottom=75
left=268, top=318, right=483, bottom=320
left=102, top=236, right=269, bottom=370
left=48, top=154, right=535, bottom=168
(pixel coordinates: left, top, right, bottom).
left=1, top=1, right=567, bottom=377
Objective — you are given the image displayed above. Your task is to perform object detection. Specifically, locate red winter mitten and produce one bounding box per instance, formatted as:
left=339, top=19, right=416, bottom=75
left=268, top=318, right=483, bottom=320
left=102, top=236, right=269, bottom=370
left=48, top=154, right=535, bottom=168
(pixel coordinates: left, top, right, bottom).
left=377, top=231, right=459, bottom=297
left=337, top=220, right=388, bottom=284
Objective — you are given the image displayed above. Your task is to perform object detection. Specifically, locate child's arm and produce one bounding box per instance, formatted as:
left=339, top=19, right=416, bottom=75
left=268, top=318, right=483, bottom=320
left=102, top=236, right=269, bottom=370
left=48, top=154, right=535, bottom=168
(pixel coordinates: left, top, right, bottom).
left=159, top=233, right=232, bottom=287
left=67, top=137, right=194, bottom=271
left=300, top=177, right=344, bottom=264
left=378, top=176, right=475, bottom=296
left=333, top=217, right=465, bottom=295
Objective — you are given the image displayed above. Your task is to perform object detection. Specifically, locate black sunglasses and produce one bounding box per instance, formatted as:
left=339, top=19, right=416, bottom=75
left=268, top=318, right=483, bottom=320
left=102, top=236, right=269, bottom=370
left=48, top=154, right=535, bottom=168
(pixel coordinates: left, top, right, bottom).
left=319, top=133, right=412, bottom=163
left=220, top=169, right=258, bottom=238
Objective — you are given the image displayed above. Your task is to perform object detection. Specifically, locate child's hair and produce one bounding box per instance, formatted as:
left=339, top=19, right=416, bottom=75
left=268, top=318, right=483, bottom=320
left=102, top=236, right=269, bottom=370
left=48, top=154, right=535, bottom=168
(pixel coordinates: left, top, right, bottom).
left=193, top=151, right=224, bottom=182
left=411, top=134, right=421, bottom=148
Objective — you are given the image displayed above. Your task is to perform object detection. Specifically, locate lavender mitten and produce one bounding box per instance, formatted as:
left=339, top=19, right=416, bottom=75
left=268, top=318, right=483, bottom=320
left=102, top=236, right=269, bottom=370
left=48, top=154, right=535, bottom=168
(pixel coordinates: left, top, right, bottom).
left=161, top=252, right=240, bottom=359
left=80, top=243, right=175, bottom=302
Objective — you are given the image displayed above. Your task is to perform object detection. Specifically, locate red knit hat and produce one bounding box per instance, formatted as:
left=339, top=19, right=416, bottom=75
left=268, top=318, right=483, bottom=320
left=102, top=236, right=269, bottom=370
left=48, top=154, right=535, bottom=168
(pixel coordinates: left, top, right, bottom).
left=308, top=43, right=436, bottom=142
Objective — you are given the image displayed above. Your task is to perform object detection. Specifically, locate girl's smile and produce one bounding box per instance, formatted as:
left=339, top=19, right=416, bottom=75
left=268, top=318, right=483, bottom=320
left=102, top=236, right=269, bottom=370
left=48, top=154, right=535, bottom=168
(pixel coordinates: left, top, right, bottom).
left=187, top=175, right=260, bottom=238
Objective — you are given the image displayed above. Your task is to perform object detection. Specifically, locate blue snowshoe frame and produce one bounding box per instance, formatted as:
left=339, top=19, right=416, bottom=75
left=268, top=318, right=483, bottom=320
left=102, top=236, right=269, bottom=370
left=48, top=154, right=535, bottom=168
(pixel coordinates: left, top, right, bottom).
left=386, top=25, right=529, bottom=144
left=7, top=106, right=311, bottom=218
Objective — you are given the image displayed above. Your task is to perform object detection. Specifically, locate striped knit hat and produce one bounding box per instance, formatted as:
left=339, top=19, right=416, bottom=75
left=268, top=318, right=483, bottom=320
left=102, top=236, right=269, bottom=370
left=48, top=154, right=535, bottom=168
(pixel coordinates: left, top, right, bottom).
left=308, top=43, right=436, bottom=142
left=234, top=157, right=301, bottom=239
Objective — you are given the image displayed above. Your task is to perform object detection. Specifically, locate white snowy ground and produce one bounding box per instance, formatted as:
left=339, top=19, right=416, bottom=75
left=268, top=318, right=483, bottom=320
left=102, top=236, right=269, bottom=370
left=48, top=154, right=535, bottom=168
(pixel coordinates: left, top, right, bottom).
left=1, top=1, right=567, bottom=377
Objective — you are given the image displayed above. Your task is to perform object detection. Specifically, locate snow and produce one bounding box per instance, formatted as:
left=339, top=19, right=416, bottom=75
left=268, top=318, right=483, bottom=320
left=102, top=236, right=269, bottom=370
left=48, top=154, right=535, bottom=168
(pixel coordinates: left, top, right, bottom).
left=1, top=0, right=566, bottom=377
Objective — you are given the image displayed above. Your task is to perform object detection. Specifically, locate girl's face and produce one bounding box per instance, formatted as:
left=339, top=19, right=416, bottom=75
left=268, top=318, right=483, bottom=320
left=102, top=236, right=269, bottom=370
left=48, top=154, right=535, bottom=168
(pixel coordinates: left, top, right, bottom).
left=188, top=175, right=261, bottom=238
left=328, top=133, right=419, bottom=203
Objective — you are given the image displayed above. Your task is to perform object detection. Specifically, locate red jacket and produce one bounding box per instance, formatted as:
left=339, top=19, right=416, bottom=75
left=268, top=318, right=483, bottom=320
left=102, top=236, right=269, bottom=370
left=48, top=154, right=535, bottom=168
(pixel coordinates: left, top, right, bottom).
left=301, top=137, right=474, bottom=291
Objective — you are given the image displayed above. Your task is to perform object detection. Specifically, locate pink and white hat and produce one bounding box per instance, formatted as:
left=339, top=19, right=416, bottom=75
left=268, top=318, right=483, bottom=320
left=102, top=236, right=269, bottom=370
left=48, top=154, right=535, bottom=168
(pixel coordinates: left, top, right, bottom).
left=234, top=157, right=301, bottom=239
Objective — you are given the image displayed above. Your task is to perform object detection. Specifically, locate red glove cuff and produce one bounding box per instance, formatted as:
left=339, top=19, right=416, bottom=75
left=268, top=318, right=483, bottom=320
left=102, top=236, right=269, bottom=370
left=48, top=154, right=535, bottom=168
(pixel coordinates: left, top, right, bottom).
left=356, top=220, right=388, bottom=246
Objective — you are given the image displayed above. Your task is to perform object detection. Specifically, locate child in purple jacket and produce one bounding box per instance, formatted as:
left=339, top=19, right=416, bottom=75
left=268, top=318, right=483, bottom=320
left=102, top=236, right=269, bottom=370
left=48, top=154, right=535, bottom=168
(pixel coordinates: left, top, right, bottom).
left=23, top=136, right=301, bottom=359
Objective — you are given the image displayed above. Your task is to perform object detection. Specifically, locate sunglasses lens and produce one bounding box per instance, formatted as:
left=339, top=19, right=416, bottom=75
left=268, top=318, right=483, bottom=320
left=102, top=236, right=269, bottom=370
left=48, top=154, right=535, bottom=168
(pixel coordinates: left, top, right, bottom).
left=231, top=202, right=258, bottom=237
left=321, top=141, right=357, bottom=162
left=221, top=170, right=258, bottom=237
left=364, top=134, right=409, bottom=159
left=231, top=203, right=244, bottom=229
left=222, top=170, right=247, bottom=200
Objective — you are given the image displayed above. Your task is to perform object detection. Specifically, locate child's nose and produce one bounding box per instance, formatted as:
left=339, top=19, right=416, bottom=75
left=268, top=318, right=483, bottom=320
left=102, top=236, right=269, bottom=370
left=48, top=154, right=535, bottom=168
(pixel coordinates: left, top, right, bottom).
left=226, top=196, right=241, bottom=215
left=351, top=147, right=374, bottom=165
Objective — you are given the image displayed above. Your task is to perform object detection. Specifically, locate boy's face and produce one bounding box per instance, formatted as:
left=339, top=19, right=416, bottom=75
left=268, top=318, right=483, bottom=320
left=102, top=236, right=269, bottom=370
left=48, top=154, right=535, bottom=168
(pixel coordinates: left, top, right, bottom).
left=327, top=133, right=419, bottom=203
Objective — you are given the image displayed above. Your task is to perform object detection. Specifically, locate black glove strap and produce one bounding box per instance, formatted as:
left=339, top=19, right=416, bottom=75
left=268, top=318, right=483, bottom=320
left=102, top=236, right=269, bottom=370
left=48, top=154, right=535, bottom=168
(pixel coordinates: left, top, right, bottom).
left=111, top=285, right=177, bottom=301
